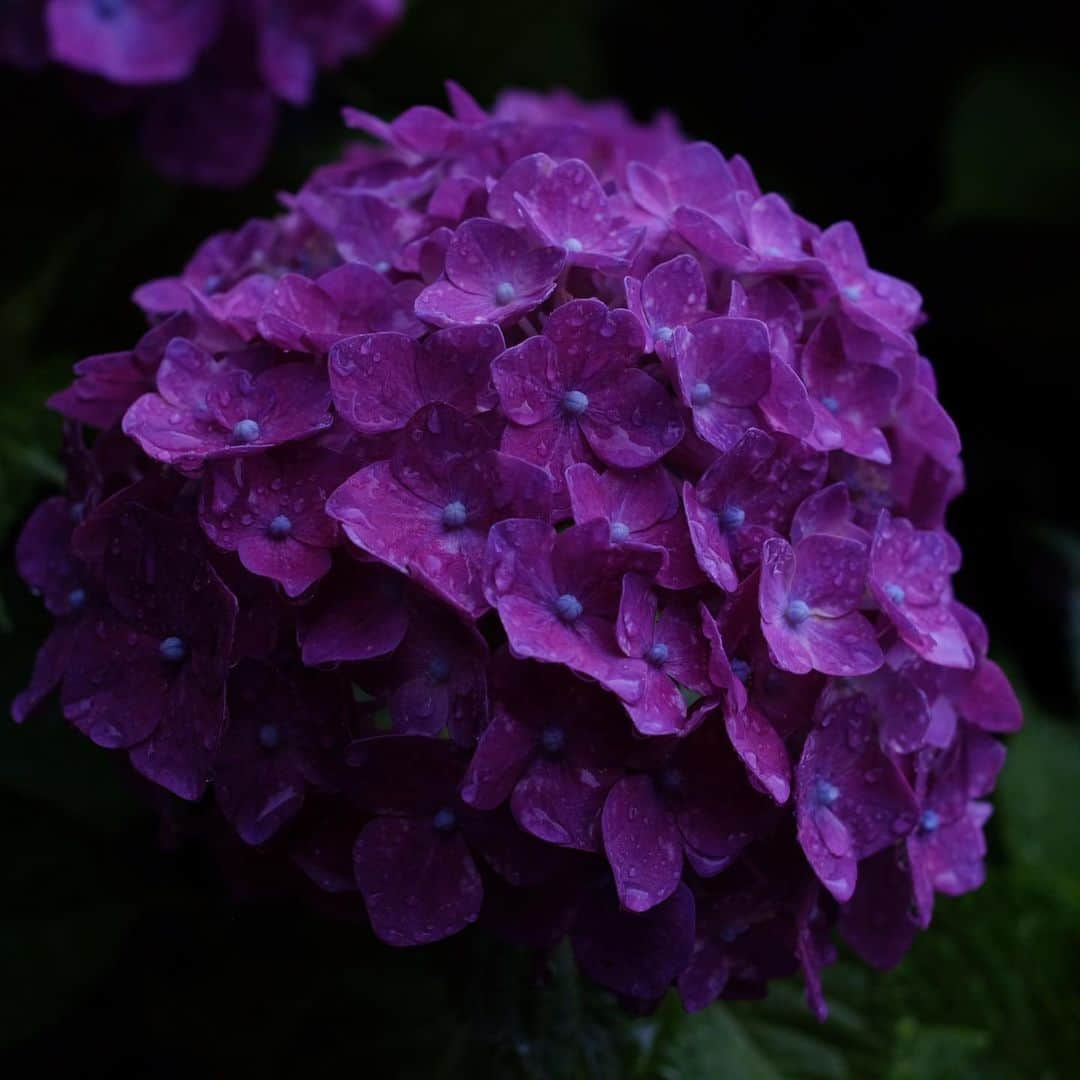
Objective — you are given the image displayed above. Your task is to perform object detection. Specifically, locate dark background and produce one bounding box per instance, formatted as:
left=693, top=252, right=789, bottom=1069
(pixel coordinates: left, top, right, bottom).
left=2, top=2, right=1077, bottom=1076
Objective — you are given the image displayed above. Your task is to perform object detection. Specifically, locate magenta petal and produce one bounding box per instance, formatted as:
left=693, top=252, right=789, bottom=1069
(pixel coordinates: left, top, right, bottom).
left=237, top=536, right=331, bottom=598
left=13, top=622, right=78, bottom=724
left=460, top=707, right=538, bottom=811
left=583, top=369, right=684, bottom=468
left=327, top=456, right=492, bottom=619
left=511, top=757, right=611, bottom=851
left=127, top=676, right=219, bottom=803
left=725, top=704, right=791, bottom=804
left=956, top=658, right=1023, bottom=733
left=623, top=672, right=688, bottom=736
left=602, top=775, right=683, bottom=912
left=329, top=332, right=422, bottom=433
left=683, top=482, right=738, bottom=592
left=297, top=564, right=407, bottom=666
left=353, top=817, right=482, bottom=946
left=796, top=613, right=884, bottom=677
left=839, top=848, right=918, bottom=970
left=492, top=336, right=560, bottom=427
left=797, top=692, right=918, bottom=901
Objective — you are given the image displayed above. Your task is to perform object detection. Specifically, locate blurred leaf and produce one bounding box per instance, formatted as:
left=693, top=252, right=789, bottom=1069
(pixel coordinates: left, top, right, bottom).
left=1039, top=528, right=1080, bottom=699
left=0, top=904, right=135, bottom=1049
left=942, top=63, right=1080, bottom=224
left=998, top=700, right=1080, bottom=911
left=885, top=1020, right=988, bottom=1080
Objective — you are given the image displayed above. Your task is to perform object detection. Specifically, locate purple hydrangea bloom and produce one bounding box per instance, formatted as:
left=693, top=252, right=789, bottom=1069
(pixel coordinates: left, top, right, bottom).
left=46, top=0, right=221, bottom=85
left=484, top=518, right=661, bottom=708
left=258, top=264, right=424, bottom=354
left=10, top=1, right=403, bottom=185
left=63, top=504, right=237, bottom=801
left=509, top=155, right=644, bottom=269
left=296, top=560, right=407, bottom=666
left=329, top=324, right=503, bottom=434
left=213, top=660, right=350, bottom=845
left=415, top=218, right=565, bottom=327
left=461, top=658, right=633, bottom=850
left=796, top=686, right=918, bottom=901
left=673, top=317, right=772, bottom=451
left=759, top=534, right=883, bottom=677
left=328, top=404, right=552, bottom=618
left=684, top=428, right=826, bottom=592
left=906, top=724, right=1005, bottom=924
left=15, top=85, right=1020, bottom=1017
left=566, top=462, right=701, bottom=589
left=492, top=298, right=683, bottom=506
left=348, top=734, right=484, bottom=946
left=625, top=253, right=712, bottom=363
left=615, top=573, right=709, bottom=734
left=601, top=716, right=781, bottom=911
left=869, top=510, right=974, bottom=670
left=123, top=337, right=333, bottom=470
left=199, top=447, right=351, bottom=596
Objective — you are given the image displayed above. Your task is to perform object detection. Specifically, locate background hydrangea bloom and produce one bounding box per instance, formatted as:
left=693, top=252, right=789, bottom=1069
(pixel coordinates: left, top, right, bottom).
left=14, top=83, right=1022, bottom=1020
left=1, top=0, right=403, bottom=185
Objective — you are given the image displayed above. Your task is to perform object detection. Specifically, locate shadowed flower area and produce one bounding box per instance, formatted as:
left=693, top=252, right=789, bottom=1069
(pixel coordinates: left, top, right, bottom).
left=0, top=0, right=403, bottom=185
left=6, top=69, right=1059, bottom=1068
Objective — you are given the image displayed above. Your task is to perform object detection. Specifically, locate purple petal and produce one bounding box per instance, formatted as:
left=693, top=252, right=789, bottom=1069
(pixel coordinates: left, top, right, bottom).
left=602, top=775, right=683, bottom=912
left=354, top=817, right=482, bottom=946
left=573, top=881, right=696, bottom=1000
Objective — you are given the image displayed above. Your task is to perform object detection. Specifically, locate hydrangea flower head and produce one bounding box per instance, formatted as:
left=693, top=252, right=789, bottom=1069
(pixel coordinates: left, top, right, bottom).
left=3, top=1, right=403, bottom=185
left=16, top=84, right=1019, bottom=1018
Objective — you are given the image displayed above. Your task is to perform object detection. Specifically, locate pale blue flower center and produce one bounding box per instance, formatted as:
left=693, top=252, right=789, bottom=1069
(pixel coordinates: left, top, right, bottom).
left=495, top=281, right=516, bottom=305
left=654, top=325, right=674, bottom=344
left=427, top=655, right=451, bottom=683
left=159, top=636, right=187, bottom=663
left=610, top=521, right=630, bottom=543
left=886, top=583, right=906, bottom=605
left=562, top=389, right=589, bottom=417
left=731, top=658, right=752, bottom=684
left=822, top=395, right=840, bottom=413
left=690, top=382, right=712, bottom=406
left=231, top=418, right=261, bottom=444
left=717, top=505, right=745, bottom=531
left=433, top=807, right=457, bottom=832
left=785, top=599, right=811, bottom=626
left=374, top=260, right=391, bottom=275
left=564, top=237, right=583, bottom=253
left=656, top=766, right=684, bottom=795
left=69, top=501, right=85, bottom=523
left=441, top=500, right=468, bottom=529
left=815, top=779, right=840, bottom=806
left=268, top=514, right=292, bottom=539
left=920, top=809, right=941, bottom=833
left=258, top=724, right=281, bottom=750
left=540, top=726, right=566, bottom=755
left=646, top=642, right=670, bottom=666
left=555, top=593, right=583, bottom=622
left=68, top=588, right=86, bottom=609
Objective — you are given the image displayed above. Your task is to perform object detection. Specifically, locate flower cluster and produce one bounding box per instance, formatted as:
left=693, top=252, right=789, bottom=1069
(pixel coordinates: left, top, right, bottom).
left=15, top=84, right=1022, bottom=1016
left=2, top=0, right=402, bottom=185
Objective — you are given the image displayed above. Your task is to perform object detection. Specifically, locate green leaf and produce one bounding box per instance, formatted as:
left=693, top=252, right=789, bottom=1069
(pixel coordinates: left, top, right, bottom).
left=657, top=992, right=860, bottom=1080
left=998, top=701, right=1080, bottom=911
left=885, top=1020, right=989, bottom=1080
